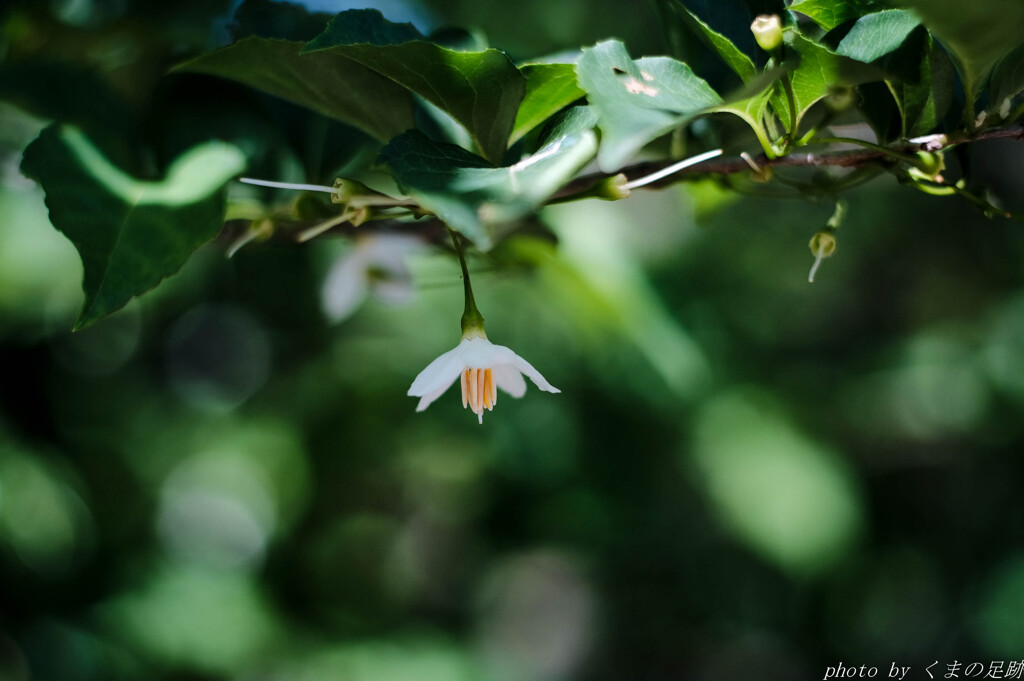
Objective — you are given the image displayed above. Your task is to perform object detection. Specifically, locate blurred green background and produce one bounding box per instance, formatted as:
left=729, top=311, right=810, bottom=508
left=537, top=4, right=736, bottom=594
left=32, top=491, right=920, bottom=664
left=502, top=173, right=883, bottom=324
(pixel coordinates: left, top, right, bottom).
left=4, top=1, right=1024, bottom=680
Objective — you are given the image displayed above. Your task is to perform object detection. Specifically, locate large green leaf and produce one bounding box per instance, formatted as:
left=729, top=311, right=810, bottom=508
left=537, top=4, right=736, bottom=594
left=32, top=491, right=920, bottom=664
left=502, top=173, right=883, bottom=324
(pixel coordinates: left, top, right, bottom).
left=889, top=33, right=955, bottom=137
left=576, top=40, right=722, bottom=171
left=302, top=10, right=525, bottom=165
left=20, top=125, right=245, bottom=330
left=660, top=0, right=758, bottom=82
left=378, top=108, right=598, bottom=250
left=835, top=9, right=921, bottom=63
left=772, top=33, right=883, bottom=131
left=897, top=0, right=1024, bottom=111
left=510, top=63, right=586, bottom=145
left=789, top=0, right=891, bottom=31
left=174, top=37, right=416, bottom=142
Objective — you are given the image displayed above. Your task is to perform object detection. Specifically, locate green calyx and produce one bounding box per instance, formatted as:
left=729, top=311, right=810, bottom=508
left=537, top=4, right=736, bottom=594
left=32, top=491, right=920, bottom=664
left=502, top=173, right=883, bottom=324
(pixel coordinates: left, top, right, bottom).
left=449, top=227, right=487, bottom=339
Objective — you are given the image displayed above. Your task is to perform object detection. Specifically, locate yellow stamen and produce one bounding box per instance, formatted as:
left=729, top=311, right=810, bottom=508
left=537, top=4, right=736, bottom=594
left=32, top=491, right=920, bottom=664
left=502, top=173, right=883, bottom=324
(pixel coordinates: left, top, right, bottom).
left=484, top=369, right=494, bottom=410
left=460, top=367, right=497, bottom=422
left=477, top=369, right=485, bottom=413
left=467, top=368, right=478, bottom=411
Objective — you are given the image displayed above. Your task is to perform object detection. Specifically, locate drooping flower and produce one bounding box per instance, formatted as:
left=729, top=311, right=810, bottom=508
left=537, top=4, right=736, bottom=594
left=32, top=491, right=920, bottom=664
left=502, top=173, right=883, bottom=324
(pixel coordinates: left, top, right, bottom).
left=408, top=334, right=560, bottom=424
left=321, top=233, right=424, bottom=322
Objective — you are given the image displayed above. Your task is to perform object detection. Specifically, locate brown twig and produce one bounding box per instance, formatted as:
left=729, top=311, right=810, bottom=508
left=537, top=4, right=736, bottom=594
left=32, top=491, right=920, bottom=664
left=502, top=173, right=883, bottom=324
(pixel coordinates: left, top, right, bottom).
left=560, top=125, right=1024, bottom=195
left=220, top=125, right=1024, bottom=246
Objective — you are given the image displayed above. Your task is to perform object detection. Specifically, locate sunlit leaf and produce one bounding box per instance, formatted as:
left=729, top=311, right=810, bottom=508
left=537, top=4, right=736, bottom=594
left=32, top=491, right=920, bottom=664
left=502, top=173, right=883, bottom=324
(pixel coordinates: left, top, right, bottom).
left=576, top=40, right=722, bottom=171
left=836, top=9, right=921, bottom=63
left=302, top=9, right=525, bottom=164
left=378, top=108, right=598, bottom=250
left=789, top=0, right=891, bottom=31
left=773, top=32, right=883, bottom=131
left=511, top=63, right=586, bottom=145
left=20, top=125, right=245, bottom=330
left=707, top=69, right=782, bottom=154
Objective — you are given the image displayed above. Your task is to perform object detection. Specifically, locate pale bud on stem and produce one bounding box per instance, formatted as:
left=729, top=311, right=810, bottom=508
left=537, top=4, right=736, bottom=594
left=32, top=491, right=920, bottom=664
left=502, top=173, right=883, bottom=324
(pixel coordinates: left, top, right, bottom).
left=751, top=14, right=783, bottom=53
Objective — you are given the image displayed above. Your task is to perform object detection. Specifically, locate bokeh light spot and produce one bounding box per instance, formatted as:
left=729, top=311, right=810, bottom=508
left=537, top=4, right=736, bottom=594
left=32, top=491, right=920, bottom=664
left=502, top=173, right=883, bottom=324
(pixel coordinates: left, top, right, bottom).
left=690, top=391, right=864, bottom=576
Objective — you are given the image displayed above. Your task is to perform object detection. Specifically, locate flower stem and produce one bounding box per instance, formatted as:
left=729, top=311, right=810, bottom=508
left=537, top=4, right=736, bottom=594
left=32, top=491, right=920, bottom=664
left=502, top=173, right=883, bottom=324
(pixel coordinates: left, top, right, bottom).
left=448, top=227, right=486, bottom=338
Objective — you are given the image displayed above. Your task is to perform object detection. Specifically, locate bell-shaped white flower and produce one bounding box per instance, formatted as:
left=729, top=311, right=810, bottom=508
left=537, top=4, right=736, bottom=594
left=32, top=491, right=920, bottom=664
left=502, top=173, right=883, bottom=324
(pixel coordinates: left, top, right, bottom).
left=408, top=335, right=560, bottom=424
left=321, top=233, right=424, bottom=322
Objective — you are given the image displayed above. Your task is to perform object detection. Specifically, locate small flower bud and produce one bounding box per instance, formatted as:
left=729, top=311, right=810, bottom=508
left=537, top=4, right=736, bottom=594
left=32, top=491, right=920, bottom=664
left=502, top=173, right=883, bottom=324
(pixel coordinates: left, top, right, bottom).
left=751, top=15, right=783, bottom=52
left=912, top=151, right=945, bottom=177
left=998, top=97, right=1012, bottom=120
left=808, top=231, right=836, bottom=283
left=331, top=178, right=376, bottom=205
left=593, top=174, right=631, bottom=200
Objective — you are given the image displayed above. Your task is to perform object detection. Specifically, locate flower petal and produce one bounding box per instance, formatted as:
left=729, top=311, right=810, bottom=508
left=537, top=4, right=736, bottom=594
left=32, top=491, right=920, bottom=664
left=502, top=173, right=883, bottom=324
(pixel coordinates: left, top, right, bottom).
left=459, top=336, right=503, bottom=366
left=416, top=385, right=450, bottom=412
left=321, top=250, right=368, bottom=322
left=492, top=364, right=527, bottom=398
left=408, top=344, right=466, bottom=396
left=511, top=354, right=560, bottom=393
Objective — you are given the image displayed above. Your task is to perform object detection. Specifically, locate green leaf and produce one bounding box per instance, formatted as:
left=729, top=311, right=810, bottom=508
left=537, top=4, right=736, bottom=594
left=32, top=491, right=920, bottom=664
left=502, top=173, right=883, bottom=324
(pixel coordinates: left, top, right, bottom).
left=897, top=0, right=1024, bottom=111
left=707, top=69, right=783, bottom=154
left=789, top=0, right=891, bottom=31
left=660, top=0, right=758, bottom=82
left=378, top=109, right=598, bottom=250
left=174, top=37, right=416, bottom=142
left=990, top=43, right=1024, bottom=116
left=835, top=9, right=921, bottom=63
left=889, top=33, right=955, bottom=137
left=576, top=40, right=722, bottom=171
left=20, top=125, right=245, bottom=330
left=511, top=63, right=586, bottom=145
left=773, top=33, right=883, bottom=131
left=302, top=10, right=525, bottom=165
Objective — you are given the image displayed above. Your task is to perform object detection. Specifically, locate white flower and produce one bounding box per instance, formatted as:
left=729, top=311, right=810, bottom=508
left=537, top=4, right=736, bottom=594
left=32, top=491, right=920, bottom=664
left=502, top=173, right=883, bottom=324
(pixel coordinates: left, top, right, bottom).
left=408, top=336, right=560, bottom=423
left=321, top=233, right=424, bottom=322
